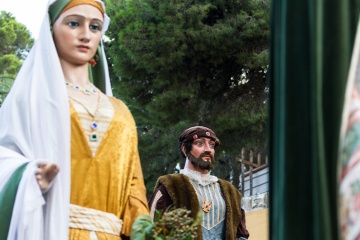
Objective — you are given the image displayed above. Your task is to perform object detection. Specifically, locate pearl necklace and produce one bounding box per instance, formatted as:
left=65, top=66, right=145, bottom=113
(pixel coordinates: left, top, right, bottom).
left=66, top=82, right=97, bottom=95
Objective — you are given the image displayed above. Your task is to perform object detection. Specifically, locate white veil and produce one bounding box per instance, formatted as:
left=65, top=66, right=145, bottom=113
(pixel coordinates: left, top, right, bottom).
left=0, top=0, right=111, bottom=239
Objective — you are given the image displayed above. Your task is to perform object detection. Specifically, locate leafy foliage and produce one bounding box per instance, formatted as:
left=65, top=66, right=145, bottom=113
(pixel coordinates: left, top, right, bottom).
left=0, top=55, right=22, bottom=75
left=0, top=11, right=33, bottom=105
left=0, top=75, right=14, bottom=106
left=0, top=11, right=33, bottom=59
left=130, top=208, right=201, bottom=240
left=105, top=0, right=270, bottom=194
left=150, top=208, right=201, bottom=239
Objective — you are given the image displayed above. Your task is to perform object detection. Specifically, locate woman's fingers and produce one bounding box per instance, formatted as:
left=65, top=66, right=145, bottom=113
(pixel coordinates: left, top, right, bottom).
left=35, top=162, right=60, bottom=192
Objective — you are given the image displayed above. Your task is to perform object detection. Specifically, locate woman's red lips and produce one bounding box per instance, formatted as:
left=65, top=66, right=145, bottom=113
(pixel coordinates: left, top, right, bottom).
left=77, top=46, right=90, bottom=52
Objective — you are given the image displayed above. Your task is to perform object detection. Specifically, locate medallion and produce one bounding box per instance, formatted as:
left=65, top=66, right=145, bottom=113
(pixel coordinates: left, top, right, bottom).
left=202, top=200, right=212, bottom=213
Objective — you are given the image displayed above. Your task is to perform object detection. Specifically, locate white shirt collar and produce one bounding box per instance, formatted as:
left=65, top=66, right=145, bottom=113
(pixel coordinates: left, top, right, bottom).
left=180, top=166, right=218, bottom=186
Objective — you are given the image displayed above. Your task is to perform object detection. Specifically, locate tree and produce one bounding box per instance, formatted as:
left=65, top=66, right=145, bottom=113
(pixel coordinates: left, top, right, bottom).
left=0, top=11, right=33, bottom=59
left=105, top=0, right=270, bottom=194
left=0, top=11, right=34, bottom=105
left=0, top=75, right=14, bottom=106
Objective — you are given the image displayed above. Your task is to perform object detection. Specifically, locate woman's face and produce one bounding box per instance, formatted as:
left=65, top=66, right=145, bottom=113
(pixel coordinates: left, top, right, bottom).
left=52, top=4, right=104, bottom=66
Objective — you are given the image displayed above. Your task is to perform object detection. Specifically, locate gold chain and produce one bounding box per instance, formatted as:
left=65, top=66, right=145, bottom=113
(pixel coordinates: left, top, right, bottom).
left=68, top=91, right=102, bottom=141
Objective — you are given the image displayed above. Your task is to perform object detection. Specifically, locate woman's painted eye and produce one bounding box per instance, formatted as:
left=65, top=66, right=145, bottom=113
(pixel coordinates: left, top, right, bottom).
left=68, top=21, right=79, bottom=28
left=90, top=24, right=102, bottom=32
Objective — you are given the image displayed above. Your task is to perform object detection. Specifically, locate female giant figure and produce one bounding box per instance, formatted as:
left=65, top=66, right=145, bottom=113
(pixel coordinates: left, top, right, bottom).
left=0, top=0, right=149, bottom=239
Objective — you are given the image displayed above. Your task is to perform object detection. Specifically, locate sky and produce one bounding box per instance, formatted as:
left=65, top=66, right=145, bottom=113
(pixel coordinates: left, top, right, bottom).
left=0, top=0, right=49, bottom=39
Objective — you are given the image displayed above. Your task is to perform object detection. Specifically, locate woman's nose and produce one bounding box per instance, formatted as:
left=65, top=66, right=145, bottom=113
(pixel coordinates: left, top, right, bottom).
left=80, top=26, right=90, bottom=42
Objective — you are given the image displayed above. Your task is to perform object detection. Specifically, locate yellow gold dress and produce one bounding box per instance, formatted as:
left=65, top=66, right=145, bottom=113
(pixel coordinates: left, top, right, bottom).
left=68, top=96, right=149, bottom=239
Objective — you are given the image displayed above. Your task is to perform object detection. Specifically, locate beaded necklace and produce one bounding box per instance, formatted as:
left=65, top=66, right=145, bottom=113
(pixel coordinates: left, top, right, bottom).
left=66, top=82, right=97, bottom=95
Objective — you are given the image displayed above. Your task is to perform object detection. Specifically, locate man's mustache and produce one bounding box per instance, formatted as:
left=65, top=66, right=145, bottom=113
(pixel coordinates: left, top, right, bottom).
left=199, top=152, right=214, bottom=161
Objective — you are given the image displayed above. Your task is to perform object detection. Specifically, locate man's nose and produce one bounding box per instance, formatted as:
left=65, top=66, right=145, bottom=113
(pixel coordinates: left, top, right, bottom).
left=204, top=143, right=212, bottom=152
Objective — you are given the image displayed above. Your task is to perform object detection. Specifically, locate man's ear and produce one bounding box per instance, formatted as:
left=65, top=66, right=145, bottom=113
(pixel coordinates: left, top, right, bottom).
left=181, top=144, right=186, bottom=156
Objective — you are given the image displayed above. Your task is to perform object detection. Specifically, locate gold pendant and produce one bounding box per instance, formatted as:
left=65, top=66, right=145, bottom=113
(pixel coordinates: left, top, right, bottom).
left=202, top=200, right=212, bottom=213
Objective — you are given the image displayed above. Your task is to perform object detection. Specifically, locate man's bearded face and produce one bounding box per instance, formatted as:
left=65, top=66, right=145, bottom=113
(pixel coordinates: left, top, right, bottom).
left=187, top=138, right=216, bottom=170
left=188, top=152, right=215, bottom=170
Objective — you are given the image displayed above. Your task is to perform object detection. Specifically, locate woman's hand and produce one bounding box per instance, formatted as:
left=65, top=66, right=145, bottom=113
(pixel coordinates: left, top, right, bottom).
left=35, top=162, right=60, bottom=192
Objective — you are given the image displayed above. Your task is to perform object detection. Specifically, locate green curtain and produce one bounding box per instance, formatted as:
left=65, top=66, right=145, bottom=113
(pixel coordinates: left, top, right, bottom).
left=269, top=0, right=360, bottom=239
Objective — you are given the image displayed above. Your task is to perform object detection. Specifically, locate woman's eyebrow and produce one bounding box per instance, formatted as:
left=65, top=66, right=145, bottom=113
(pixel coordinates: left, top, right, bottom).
left=63, top=14, right=103, bottom=22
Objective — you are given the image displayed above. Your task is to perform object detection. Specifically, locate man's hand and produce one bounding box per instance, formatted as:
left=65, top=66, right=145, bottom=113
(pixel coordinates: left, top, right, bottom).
left=35, top=162, right=59, bottom=192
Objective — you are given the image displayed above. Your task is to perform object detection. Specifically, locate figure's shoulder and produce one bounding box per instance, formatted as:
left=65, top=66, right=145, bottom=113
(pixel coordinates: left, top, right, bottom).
left=107, top=96, right=134, bottom=118
left=157, top=174, right=190, bottom=187
left=151, top=182, right=169, bottom=196
left=158, top=173, right=187, bottom=182
left=108, top=96, right=128, bottom=110
left=217, top=178, right=233, bottom=186
left=218, top=178, right=241, bottom=193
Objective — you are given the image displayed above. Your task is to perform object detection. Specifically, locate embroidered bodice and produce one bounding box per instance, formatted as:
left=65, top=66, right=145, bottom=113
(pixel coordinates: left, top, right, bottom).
left=180, top=167, right=226, bottom=239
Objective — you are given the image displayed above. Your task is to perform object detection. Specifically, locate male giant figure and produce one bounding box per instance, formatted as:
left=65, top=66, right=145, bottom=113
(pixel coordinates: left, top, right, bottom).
left=148, top=126, right=250, bottom=240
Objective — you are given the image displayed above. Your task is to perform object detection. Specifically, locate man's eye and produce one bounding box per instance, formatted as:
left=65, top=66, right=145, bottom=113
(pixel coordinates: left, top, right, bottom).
left=196, top=142, right=203, bottom=147
left=209, top=144, right=215, bottom=149
left=68, top=21, right=79, bottom=28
